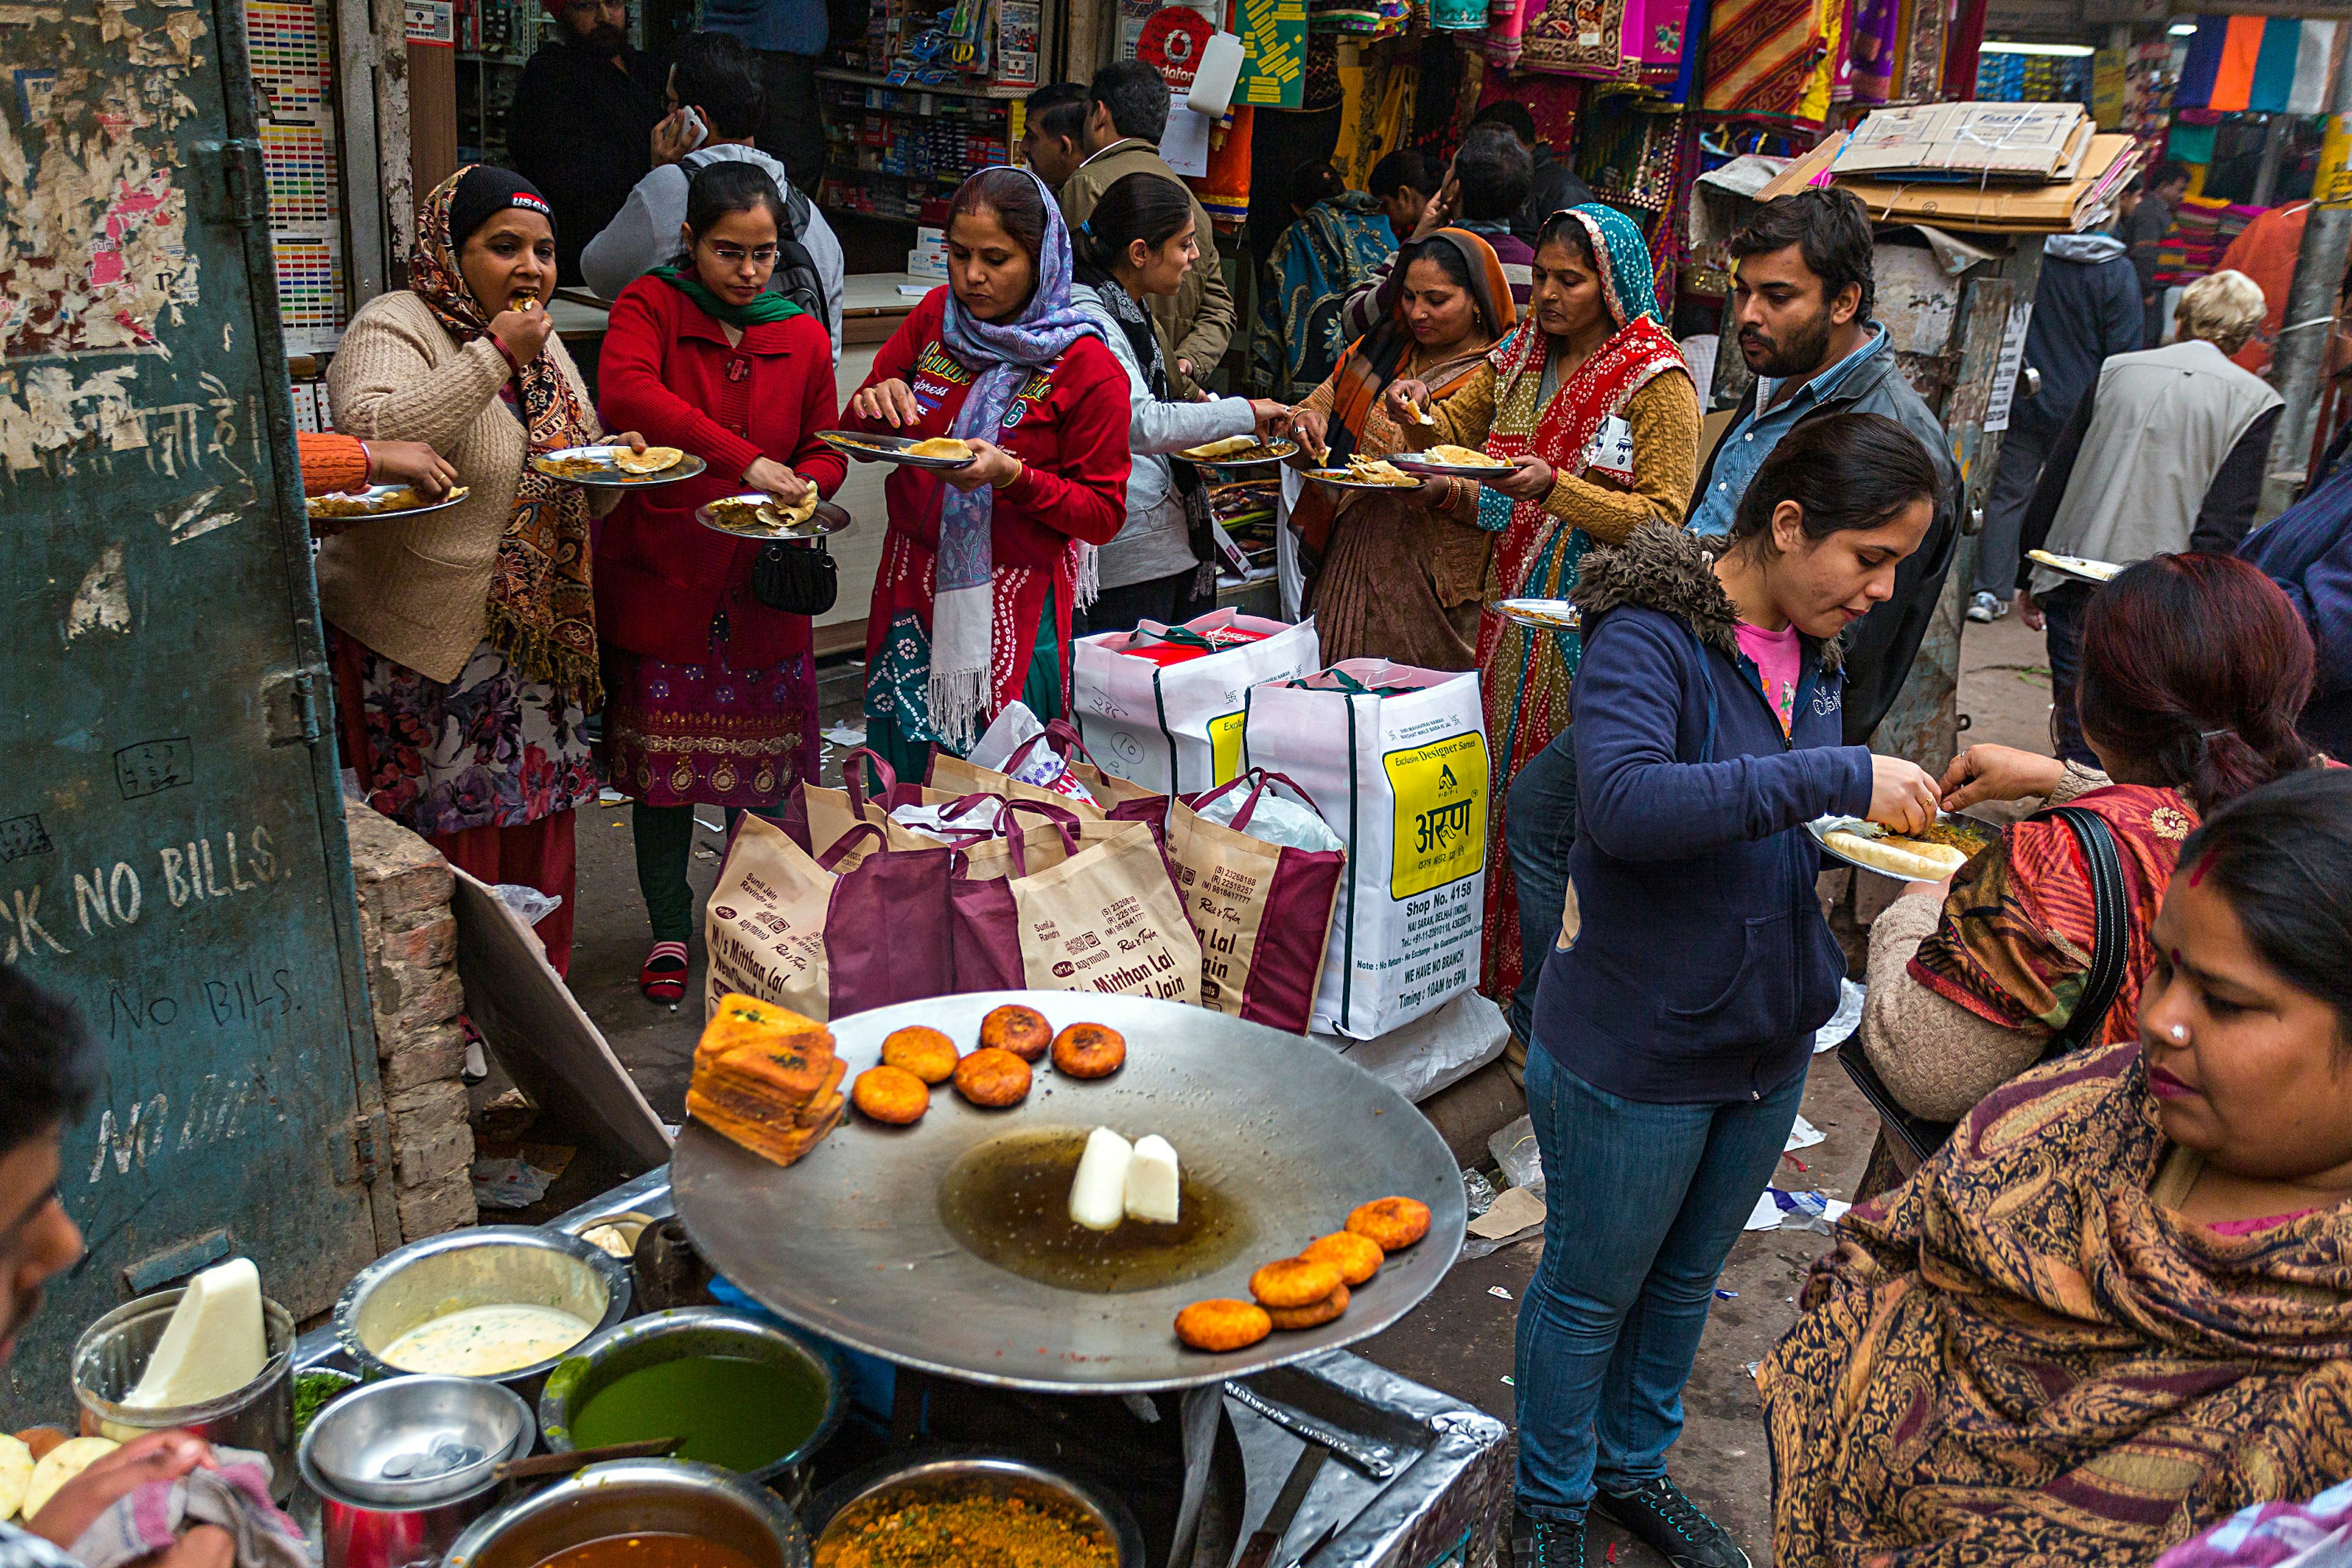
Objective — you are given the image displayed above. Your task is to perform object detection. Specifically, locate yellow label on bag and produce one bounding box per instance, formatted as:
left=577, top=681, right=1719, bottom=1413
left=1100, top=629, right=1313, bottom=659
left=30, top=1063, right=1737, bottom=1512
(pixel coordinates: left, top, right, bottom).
left=1384, top=731, right=1488, bottom=899
left=1210, top=710, right=1246, bottom=783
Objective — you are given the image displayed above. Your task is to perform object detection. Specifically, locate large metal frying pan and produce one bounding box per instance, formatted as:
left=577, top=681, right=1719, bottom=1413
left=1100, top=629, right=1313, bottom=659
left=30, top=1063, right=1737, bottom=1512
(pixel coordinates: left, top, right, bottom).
left=670, top=991, right=1465, bottom=1392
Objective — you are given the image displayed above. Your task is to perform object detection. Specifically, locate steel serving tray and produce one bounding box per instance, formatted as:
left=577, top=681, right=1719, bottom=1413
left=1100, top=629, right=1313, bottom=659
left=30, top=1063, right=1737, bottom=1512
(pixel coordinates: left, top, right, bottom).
left=529, top=445, right=707, bottom=487
left=670, top=991, right=1464, bottom=1393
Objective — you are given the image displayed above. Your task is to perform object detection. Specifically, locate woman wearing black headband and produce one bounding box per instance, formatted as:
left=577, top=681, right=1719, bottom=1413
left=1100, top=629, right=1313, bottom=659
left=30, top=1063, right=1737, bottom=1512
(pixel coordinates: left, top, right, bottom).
left=319, top=164, right=646, bottom=977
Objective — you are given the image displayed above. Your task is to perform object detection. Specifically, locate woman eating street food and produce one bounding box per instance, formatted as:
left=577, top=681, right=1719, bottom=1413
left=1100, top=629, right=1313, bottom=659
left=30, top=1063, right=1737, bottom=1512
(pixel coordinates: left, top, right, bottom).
left=1068, top=172, right=1291, bottom=634
left=1765, top=767, right=2352, bottom=1568
left=595, top=160, right=847, bottom=1004
left=1388, top=203, right=1700, bottom=1038
left=844, top=166, right=1131, bottom=778
left=322, top=165, right=645, bottom=976
left=1509, top=414, right=1942, bottom=1568
left=1288, top=228, right=1516, bottom=670
left=1855, top=553, right=2321, bottom=1187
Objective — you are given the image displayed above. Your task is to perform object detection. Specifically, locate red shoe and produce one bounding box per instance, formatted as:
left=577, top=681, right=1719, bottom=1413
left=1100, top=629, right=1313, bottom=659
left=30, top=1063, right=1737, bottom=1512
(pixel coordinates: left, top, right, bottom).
left=640, top=941, right=688, bottom=1005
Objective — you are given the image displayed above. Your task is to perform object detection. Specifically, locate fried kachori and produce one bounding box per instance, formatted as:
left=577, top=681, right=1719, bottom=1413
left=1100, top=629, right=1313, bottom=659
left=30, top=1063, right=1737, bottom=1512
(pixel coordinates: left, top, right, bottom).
left=850, top=1065, right=930, bottom=1125
left=1174, top=1299, right=1272, bottom=1352
left=881, top=1025, right=960, bottom=1085
left=951, top=1046, right=1033, bottom=1107
left=1302, top=1230, right=1383, bottom=1286
left=1050, top=1022, right=1126, bottom=1078
left=1248, top=1256, right=1342, bottom=1310
left=1266, top=1283, right=1349, bottom=1330
left=979, top=1004, right=1053, bottom=1063
left=1346, top=1196, right=1431, bottom=1251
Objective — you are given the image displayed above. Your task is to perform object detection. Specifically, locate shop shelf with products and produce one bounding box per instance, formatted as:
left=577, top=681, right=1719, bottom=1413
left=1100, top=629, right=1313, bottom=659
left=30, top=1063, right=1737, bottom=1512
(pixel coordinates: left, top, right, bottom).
left=816, top=70, right=1014, bottom=232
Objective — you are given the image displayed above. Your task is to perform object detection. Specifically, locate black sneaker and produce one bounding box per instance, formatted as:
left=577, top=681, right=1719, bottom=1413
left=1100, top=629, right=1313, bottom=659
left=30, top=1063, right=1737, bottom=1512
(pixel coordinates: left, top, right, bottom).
left=1594, top=1477, right=1750, bottom=1568
left=1512, top=1509, right=1591, bottom=1568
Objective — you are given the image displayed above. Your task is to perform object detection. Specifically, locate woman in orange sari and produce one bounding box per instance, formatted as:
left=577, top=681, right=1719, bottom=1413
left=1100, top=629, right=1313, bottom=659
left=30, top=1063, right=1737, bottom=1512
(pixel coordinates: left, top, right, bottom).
left=1289, top=228, right=1516, bottom=669
left=1391, top=203, right=1699, bottom=1040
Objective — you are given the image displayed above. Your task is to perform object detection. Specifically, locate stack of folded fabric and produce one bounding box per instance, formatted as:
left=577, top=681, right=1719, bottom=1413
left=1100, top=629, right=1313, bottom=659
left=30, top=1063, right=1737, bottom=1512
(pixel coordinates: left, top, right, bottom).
left=687, top=995, right=847, bottom=1167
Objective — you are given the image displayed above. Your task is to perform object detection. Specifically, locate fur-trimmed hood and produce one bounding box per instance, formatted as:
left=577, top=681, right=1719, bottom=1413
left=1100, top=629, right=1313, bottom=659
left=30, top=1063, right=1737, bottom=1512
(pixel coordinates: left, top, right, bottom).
left=1569, top=519, right=1844, bottom=676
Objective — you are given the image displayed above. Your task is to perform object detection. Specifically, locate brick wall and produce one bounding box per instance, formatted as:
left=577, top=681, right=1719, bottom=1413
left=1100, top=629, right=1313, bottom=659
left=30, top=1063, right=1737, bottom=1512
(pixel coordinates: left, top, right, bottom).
left=345, top=802, right=478, bottom=1241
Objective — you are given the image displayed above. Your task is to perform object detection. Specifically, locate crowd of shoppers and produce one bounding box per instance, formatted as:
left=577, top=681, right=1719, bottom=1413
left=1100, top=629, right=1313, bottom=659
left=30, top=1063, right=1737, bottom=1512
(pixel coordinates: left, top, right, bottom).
left=284, top=49, right=2352, bottom=1568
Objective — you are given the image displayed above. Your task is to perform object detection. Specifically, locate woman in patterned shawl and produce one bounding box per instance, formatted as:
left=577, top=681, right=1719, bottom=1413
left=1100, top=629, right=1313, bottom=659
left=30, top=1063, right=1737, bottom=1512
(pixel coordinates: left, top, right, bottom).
left=1253, top=161, right=1400, bottom=404
left=1764, top=767, right=2352, bottom=1568
left=1391, top=202, right=1700, bottom=1039
left=322, top=165, right=644, bottom=976
left=1855, top=554, right=2323, bottom=1193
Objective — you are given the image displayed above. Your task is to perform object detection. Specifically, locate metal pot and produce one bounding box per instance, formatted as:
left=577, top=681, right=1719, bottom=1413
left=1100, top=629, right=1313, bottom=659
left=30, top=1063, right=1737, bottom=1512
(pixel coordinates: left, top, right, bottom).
left=299, top=1376, right=535, bottom=1568
left=536, top=1308, right=841, bottom=1516
left=810, top=1452, right=1144, bottom=1568
left=441, top=1458, right=810, bottom=1568
left=335, top=1227, right=630, bottom=1401
left=72, top=1289, right=298, bottom=1501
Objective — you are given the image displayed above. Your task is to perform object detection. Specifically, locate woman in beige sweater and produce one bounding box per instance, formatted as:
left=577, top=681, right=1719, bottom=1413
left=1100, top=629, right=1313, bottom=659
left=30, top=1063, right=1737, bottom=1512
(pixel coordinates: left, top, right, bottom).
left=1855, top=554, right=2320, bottom=1191
left=321, top=165, right=642, bottom=977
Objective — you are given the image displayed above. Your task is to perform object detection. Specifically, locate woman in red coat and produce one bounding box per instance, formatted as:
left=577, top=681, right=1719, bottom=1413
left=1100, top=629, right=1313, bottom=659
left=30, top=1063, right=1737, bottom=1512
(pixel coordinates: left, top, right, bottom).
left=845, top=165, right=1130, bottom=779
left=597, top=160, right=846, bottom=1001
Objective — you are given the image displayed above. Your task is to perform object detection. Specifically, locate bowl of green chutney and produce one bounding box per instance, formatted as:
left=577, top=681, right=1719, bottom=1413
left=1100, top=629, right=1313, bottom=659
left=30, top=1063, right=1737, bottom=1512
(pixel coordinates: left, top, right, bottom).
left=536, top=1308, right=842, bottom=1502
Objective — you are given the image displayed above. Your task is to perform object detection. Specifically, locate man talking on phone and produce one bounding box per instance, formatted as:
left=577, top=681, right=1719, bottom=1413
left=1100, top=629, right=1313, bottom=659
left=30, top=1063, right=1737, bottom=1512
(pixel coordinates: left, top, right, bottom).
left=578, top=29, right=845, bottom=356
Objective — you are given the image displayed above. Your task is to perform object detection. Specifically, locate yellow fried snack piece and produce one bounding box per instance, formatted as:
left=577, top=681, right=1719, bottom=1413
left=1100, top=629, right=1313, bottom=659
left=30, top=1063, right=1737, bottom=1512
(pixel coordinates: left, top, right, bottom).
left=1346, top=1196, right=1431, bottom=1251
left=1302, top=1229, right=1383, bottom=1286
left=1175, top=1299, right=1272, bottom=1351
left=881, top=1025, right=960, bottom=1085
left=1249, top=1256, right=1343, bottom=1309
left=614, top=445, right=685, bottom=474
left=1266, top=1283, right=1349, bottom=1330
left=906, top=436, right=974, bottom=461
left=851, top=1065, right=930, bottom=1125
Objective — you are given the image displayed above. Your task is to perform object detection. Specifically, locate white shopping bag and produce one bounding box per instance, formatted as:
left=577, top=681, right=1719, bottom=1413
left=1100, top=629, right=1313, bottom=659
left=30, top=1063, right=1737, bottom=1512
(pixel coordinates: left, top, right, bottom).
left=1070, top=608, right=1318, bottom=795
left=1243, top=660, right=1488, bottom=1039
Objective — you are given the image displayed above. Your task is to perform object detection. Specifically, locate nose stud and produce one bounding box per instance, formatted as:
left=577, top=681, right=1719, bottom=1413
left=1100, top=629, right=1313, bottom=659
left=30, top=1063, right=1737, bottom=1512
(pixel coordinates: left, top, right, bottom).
left=2168, top=1025, right=2188, bottom=1043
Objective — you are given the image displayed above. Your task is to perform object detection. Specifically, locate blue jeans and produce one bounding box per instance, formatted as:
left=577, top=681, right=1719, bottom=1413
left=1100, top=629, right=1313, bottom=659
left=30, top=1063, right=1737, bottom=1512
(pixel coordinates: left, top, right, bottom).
left=1513, top=1043, right=1806, bottom=1520
left=1505, top=732, right=1579, bottom=1044
left=2038, top=582, right=2098, bottom=767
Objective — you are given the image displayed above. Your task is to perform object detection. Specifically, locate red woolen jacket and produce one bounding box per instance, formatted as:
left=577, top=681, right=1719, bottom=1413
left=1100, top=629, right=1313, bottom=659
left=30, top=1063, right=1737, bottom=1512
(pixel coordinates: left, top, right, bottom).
left=594, top=276, right=848, bottom=668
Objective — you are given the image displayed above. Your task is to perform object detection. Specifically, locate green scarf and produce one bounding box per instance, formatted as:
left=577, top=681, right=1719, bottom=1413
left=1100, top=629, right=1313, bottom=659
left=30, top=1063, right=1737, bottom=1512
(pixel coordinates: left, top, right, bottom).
left=650, top=263, right=805, bottom=327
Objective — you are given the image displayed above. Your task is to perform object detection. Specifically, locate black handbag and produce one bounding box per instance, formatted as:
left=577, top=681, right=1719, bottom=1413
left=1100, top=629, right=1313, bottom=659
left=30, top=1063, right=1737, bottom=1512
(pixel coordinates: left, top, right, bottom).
left=1840, top=804, right=2131, bottom=1164
left=752, top=538, right=838, bottom=616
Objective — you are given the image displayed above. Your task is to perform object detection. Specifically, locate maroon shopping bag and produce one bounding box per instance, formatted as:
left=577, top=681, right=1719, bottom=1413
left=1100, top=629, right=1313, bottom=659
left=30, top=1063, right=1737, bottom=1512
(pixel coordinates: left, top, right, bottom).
left=1169, top=770, right=1346, bottom=1033
left=703, top=815, right=955, bottom=1022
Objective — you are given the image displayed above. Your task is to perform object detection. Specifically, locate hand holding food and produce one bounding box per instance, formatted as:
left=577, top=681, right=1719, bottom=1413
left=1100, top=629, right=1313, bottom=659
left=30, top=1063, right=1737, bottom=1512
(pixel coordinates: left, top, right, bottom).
left=850, top=377, right=924, bottom=430
left=1385, top=379, right=1433, bottom=424
left=488, top=304, right=553, bottom=366
left=364, top=440, right=458, bottom=498
left=1866, top=754, right=1942, bottom=835
left=743, top=456, right=813, bottom=505
left=1246, top=399, right=1293, bottom=437
left=1939, top=742, right=2068, bottom=812
left=1287, top=408, right=1328, bottom=462
left=941, top=437, right=1022, bottom=493
left=1489, top=454, right=1556, bottom=501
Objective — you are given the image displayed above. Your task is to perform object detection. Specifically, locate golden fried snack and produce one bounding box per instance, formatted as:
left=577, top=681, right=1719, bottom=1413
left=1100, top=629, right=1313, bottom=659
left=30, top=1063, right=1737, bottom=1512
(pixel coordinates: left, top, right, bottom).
left=1174, top=1299, right=1272, bottom=1352
left=851, top=1065, right=930, bottom=1125
left=1302, top=1230, right=1383, bottom=1287
left=979, top=1004, right=1054, bottom=1063
left=1050, top=1022, right=1126, bottom=1079
left=881, top=1025, right=960, bottom=1085
left=907, top=437, right=974, bottom=461
left=1249, top=1256, right=1343, bottom=1310
left=1266, top=1283, right=1350, bottom=1331
left=952, top=1046, right=1033, bottom=1107
left=1346, top=1196, right=1431, bottom=1252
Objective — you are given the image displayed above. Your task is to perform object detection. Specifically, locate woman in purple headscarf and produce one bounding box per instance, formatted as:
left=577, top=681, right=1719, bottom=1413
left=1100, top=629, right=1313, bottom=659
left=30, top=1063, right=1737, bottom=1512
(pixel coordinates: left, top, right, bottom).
left=845, top=167, right=1134, bottom=780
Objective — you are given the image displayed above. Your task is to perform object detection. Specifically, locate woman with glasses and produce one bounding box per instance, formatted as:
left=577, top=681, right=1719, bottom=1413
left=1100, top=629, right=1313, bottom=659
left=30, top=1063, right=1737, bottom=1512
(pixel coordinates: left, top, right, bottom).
left=595, top=159, right=846, bottom=1003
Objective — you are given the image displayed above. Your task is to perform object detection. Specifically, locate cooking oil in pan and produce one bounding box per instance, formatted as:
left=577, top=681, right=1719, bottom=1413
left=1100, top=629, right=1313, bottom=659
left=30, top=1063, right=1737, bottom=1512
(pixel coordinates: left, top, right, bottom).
left=939, top=1126, right=1251, bottom=1292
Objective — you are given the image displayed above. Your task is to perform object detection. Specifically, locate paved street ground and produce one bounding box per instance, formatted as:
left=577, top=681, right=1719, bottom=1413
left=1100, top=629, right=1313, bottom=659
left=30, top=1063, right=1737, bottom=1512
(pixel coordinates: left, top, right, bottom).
left=554, top=610, right=2056, bottom=1566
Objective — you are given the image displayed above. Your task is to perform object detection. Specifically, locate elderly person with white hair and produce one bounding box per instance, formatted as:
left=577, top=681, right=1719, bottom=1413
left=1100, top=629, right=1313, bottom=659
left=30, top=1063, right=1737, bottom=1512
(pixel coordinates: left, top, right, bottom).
left=2015, top=268, right=2282, bottom=764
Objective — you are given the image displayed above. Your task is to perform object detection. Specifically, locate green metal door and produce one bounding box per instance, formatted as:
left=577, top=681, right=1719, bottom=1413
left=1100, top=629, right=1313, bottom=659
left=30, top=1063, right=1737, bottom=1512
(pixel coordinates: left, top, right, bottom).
left=0, top=0, right=394, bottom=1415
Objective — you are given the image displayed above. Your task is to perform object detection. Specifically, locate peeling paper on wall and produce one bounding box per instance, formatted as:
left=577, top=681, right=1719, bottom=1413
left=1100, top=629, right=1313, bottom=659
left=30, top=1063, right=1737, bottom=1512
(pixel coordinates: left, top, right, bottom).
left=157, top=486, right=236, bottom=544
left=65, top=544, right=130, bottom=641
left=0, top=365, right=144, bottom=471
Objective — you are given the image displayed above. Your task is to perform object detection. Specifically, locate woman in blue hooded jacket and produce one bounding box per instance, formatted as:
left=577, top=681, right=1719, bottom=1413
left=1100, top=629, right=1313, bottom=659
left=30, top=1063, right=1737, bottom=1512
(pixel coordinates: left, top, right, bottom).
left=1510, top=412, right=1945, bottom=1568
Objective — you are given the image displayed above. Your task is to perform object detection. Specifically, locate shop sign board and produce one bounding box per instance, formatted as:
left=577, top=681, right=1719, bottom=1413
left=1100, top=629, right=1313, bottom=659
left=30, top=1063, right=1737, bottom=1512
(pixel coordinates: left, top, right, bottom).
left=1231, top=0, right=1305, bottom=109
